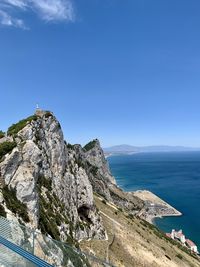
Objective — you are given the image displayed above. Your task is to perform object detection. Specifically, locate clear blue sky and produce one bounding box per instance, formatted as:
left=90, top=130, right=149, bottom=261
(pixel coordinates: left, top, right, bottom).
left=1, top=0, right=200, bottom=147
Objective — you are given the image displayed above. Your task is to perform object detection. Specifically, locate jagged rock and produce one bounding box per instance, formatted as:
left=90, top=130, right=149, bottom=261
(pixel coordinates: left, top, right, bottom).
left=0, top=111, right=105, bottom=242
left=0, top=110, right=143, bottom=266
left=84, top=139, right=116, bottom=185
left=71, top=140, right=143, bottom=210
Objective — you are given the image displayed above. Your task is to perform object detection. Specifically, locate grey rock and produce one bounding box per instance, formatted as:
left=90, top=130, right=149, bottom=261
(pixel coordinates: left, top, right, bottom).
left=0, top=111, right=105, bottom=241
left=84, top=139, right=116, bottom=185
left=0, top=110, right=143, bottom=266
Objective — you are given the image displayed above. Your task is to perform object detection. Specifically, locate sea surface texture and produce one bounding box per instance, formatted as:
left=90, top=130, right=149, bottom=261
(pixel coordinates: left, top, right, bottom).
left=108, top=152, right=200, bottom=248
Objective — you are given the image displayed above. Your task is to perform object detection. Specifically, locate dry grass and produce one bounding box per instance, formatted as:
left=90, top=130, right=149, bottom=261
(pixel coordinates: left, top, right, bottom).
left=80, top=195, right=200, bottom=267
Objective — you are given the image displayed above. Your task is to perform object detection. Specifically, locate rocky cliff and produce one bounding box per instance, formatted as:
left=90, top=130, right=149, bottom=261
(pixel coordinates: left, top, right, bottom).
left=0, top=111, right=106, bottom=243
left=0, top=111, right=142, bottom=244
left=0, top=111, right=199, bottom=267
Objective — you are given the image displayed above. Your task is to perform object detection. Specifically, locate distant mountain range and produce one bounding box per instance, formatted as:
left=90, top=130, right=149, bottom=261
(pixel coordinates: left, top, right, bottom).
left=104, top=144, right=200, bottom=154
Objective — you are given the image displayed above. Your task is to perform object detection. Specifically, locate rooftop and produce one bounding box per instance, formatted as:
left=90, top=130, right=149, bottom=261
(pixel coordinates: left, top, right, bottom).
left=186, top=239, right=196, bottom=247
left=166, top=233, right=171, bottom=238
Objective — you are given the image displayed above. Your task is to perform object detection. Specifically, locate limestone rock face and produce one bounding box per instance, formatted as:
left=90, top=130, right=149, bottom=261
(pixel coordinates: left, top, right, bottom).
left=0, top=112, right=105, bottom=242
left=0, top=111, right=146, bottom=267
left=65, top=139, right=143, bottom=209
left=67, top=140, right=115, bottom=201
left=84, top=139, right=116, bottom=185
left=0, top=110, right=143, bottom=267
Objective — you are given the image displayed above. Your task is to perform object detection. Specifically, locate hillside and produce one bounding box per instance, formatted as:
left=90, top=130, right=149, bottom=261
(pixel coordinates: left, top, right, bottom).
left=81, top=195, right=200, bottom=267
left=104, top=145, right=200, bottom=154
left=0, top=110, right=199, bottom=266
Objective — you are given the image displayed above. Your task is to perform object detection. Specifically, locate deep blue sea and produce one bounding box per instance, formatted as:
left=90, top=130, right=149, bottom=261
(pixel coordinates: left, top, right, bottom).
left=108, top=152, right=200, bottom=248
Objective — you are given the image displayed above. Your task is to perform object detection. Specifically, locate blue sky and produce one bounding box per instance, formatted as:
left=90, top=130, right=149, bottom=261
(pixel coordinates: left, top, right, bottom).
left=1, top=0, right=200, bottom=147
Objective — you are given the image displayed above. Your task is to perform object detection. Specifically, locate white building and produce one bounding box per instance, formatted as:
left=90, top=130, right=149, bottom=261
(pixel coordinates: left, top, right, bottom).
left=166, top=229, right=198, bottom=254
left=171, top=229, right=186, bottom=244
left=186, top=239, right=198, bottom=253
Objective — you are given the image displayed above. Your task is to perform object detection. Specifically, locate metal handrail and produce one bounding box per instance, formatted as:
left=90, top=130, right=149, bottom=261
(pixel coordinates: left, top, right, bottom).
left=0, top=216, right=116, bottom=267
left=0, top=235, right=53, bottom=267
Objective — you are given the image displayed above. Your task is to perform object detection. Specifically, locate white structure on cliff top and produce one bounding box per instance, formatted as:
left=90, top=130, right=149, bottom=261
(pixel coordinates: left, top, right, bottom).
left=35, top=105, right=46, bottom=117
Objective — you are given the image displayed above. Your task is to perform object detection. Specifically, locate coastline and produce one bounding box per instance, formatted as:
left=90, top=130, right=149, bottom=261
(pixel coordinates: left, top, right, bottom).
left=106, top=154, right=182, bottom=225
left=107, top=153, right=200, bottom=254
left=132, top=190, right=182, bottom=224
left=106, top=154, right=182, bottom=224
left=105, top=152, right=138, bottom=159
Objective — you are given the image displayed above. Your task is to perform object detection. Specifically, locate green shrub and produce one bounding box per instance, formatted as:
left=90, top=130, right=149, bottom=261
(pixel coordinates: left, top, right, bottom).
left=75, top=157, right=85, bottom=168
left=79, top=223, right=84, bottom=231
left=55, top=213, right=63, bottom=226
left=90, top=166, right=98, bottom=176
left=83, top=140, right=97, bottom=151
left=67, top=143, right=74, bottom=150
left=0, top=131, right=5, bottom=139
left=127, top=213, right=134, bottom=220
left=66, top=235, right=75, bottom=246
left=0, top=204, right=6, bottom=217
left=37, top=182, right=68, bottom=241
left=2, top=186, right=29, bottom=222
left=38, top=196, right=60, bottom=240
left=0, top=141, right=16, bottom=160
left=7, top=115, right=38, bottom=136
left=44, top=111, right=52, bottom=118
left=37, top=176, right=52, bottom=191
left=176, top=254, right=183, bottom=260
left=85, top=161, right=99, bottom=176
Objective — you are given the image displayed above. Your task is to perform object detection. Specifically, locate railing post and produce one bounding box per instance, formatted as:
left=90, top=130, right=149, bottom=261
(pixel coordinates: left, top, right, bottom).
left=32, top=230, right=35, bottom=255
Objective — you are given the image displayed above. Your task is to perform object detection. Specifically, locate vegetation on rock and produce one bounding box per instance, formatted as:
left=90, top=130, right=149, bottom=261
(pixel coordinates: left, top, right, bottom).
left=44, top=111, right=52, bottom=118
left=83, top=140, right=97, bottom=151
left=0, top=141, right=16, bottom=160
left=37, top=175, right=52, bottom=191
left=66, top=143, right=74, bottom=150
left=37, top=176, right=60, bottom=240
left=7, top=115, right=38, bottom=136
left=0, top=130, right=5, bottom=138
left=0, top=204, right=6, bottom=217
left=2, top=186, right=30, bottom=222
left=37, top=175, right=75, bottom=243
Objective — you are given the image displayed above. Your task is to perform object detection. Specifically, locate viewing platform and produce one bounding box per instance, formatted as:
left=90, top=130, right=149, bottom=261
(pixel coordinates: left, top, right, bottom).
left=0, top=216, right=115, bottom=267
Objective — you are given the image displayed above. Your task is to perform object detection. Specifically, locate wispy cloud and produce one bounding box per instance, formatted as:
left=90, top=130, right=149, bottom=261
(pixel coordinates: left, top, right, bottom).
left=0, top=0, right=75, bottom=29
left=0, top=10, right=26, bottom=28
left=4, top=0, right=27, bottom=9
left=32, top=0, right=74, bottom=21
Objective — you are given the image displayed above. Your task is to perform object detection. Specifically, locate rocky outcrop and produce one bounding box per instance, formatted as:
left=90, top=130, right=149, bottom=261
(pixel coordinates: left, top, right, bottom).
left=68, top=139, right=144, bottom=211
left=0, top=111, right=105, bottom=243
left=0, top=110, right=144, bottom=266
left=68, top=140, right=115, bottom=201
left=84, top=139, right=116, bottom=185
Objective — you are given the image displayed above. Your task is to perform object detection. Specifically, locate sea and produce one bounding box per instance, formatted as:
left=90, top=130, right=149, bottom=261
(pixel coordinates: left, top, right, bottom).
left=107, top=152, right=200, bottom=248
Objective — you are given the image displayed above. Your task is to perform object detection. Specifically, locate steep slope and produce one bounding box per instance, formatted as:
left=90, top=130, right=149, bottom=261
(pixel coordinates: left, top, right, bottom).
left=0, top=110, right=199, bottom=267
left=0, top=110, right=142, bottom=246
left=80, top=195, right=200, bottom=267
left=0, top=111, right=105, bottom=244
